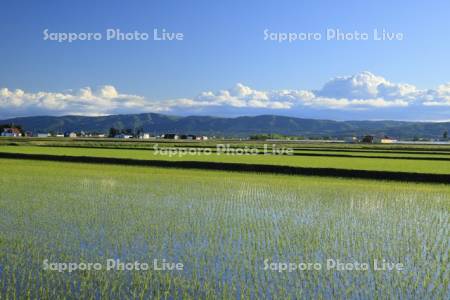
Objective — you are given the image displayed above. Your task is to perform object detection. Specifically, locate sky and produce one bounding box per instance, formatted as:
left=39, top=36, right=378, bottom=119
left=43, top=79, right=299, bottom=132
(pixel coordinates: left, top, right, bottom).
left=1, top=0, right=450, bottom=121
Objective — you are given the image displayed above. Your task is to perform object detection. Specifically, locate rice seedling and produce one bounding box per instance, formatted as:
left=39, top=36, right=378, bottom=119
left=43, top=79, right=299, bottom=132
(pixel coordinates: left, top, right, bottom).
left=0, top=159, right=448, bottom=298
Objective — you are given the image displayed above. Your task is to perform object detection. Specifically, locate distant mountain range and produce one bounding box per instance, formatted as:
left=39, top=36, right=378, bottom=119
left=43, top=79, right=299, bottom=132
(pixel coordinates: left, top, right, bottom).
left=1, top=113, right=449, bottom=139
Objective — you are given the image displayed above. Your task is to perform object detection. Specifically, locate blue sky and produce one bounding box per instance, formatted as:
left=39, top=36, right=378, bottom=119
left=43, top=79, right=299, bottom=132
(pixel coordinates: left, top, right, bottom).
left=1, top=0, right=450, bottom=121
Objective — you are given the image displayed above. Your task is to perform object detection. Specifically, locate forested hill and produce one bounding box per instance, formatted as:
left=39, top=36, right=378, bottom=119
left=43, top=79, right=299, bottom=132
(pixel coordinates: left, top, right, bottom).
left=1, top=113, right=449, bottom=139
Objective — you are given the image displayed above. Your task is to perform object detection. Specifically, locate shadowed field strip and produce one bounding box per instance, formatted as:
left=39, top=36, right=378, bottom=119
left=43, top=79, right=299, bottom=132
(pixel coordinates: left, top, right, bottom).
left=1, top=152, right=449, bottom=184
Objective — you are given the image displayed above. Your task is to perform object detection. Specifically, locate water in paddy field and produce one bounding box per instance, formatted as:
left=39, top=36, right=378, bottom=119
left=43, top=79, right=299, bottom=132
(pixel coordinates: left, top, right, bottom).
left=0, top=161, right=448, bottom=299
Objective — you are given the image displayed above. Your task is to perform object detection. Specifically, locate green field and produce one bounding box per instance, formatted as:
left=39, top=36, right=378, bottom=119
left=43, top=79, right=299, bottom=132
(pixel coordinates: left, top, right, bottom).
left=2, top=137, right=450, bottom=151
left=0, top=159, right=448, bottom=298
left=1, top=144, right=450, bottom=174
left=2, top=137, right=450, bottom=154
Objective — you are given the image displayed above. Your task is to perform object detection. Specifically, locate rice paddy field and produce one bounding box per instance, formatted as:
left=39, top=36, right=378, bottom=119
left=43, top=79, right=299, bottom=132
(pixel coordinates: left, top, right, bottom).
left=0, top=158, right=449, bottom=299
left=1, top=145, right=450, bottom=174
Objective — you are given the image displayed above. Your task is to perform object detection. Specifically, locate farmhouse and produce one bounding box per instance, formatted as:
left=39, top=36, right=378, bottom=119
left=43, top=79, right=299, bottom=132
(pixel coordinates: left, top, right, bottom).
left=37, top=133, right=50, bottom=138
left=1, top=128, right=22, bottom=137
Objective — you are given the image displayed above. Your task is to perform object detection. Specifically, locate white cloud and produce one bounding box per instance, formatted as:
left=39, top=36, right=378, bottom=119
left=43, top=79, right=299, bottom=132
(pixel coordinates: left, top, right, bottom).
left=312, top=71, right=419, bottom=107
left=421, top=83, right=450, bottom=106
left=164, top=72, right=416, bottom=111
left=0, top=85, right=163, bottom=118
left=1, top=71, right=450, bottom=119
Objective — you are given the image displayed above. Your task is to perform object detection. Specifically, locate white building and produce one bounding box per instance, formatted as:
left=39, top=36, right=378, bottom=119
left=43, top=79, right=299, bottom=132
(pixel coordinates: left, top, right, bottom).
left=380, top=138, right=397, bottom=144
left=139, top=133, right=151, bottom=139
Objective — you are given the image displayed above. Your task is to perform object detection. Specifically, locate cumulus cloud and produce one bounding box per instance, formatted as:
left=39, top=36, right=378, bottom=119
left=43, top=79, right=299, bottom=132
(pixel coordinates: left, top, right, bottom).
left=1, top=71, right=450, bottom=119
left=421, top=83, right=450, bottom=106
left=157, top=72, right=418, bottom=111
left=0, top=85, right=165, bottom=118
left=316, top=71, right=416, bottom=99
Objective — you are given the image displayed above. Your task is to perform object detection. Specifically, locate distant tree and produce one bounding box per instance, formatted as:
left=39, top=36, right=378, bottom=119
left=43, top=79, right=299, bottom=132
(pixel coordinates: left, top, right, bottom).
left=361, top=135, right=374, bottom=143
left=444, top=130, right=448, bottom=140
left=123, top=128, right=133, bottom=135
left=136, top=127, right=144, bottom=136
left=249, top=133, right=296, bottom=140
left=109, top=127, right=119, bottom=137
left=249, top=134, right=271, bottom=140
